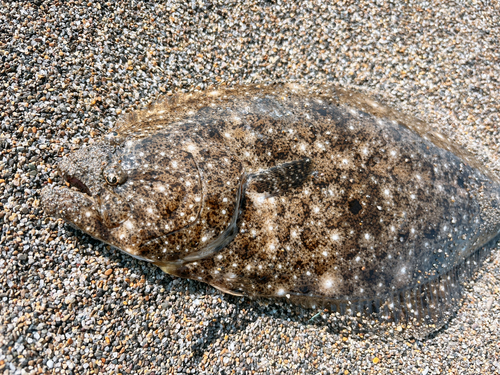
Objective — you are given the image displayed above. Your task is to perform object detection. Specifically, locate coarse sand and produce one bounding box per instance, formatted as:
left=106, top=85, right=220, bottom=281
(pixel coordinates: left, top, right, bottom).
left=0, top=1, right=499, bottom=374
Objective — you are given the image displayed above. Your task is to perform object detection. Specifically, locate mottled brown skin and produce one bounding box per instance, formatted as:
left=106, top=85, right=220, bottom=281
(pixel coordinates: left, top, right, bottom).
left=42, top=83, right=500, bottom=330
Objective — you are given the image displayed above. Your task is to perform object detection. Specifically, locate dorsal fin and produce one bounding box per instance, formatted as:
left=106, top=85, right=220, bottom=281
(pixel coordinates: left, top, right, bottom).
left=334, top=87, right=498, bottom=182
left=110, top=83, right=497, bottom=182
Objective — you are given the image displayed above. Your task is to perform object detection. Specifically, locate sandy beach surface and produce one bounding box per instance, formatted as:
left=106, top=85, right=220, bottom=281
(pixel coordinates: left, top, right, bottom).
left=1, top=1, right=499, bottom=374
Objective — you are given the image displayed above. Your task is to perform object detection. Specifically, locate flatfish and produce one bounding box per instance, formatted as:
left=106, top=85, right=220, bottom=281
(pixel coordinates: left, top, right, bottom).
left=42, top=83, right=500, bottom=335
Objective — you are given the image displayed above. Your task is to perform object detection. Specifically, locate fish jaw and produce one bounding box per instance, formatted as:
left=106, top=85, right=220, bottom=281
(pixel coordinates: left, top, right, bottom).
left=41, top=184, right=157, bottom=262
left=41, top=184, right=109, bottom=239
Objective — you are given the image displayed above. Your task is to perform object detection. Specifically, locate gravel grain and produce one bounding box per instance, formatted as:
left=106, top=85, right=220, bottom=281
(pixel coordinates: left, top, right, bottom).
left=1, top=1, right=499, bottom=374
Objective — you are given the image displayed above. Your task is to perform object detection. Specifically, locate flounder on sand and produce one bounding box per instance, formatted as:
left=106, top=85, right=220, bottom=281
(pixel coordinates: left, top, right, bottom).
left=42, top=83, right=500, bottom=336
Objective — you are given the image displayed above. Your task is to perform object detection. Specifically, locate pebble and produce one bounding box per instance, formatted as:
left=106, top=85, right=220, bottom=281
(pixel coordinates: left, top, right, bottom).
left=0, top=1, right=499, bottom=375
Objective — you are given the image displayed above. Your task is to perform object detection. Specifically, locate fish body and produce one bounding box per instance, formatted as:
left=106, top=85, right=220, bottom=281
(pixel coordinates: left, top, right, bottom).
left=42, top=84, right=500, bottom=331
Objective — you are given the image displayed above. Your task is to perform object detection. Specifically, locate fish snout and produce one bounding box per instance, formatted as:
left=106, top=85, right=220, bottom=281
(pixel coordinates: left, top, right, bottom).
left=40, top=184, right=60, bottom=217
left=41, top=184, right=100, bottom=228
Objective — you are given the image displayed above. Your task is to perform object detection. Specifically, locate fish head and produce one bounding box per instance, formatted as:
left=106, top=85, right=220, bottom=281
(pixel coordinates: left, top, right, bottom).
left=42, top=133, right=205, bottom=263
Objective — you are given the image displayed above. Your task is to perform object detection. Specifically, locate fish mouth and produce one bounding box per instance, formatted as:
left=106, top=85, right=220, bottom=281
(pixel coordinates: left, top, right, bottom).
left=66, top=175, right=92, bottom=196
left=58, top=166, right=92, bottom=196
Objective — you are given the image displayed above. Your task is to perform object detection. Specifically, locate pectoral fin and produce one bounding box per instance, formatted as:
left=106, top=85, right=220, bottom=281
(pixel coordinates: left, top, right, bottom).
left=248, top=158, right=313, bottom=196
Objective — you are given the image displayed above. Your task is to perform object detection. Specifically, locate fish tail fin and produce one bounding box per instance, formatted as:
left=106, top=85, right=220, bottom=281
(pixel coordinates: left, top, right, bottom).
left=298, top=239, right=497, bottom=339
left=378, top=239, right=496, bottom=339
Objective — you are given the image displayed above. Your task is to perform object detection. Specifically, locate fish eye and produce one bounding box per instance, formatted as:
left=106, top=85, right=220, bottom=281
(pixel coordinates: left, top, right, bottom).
left=106, top=175, right=118, bottom=184
left=103, top=165, right=127, bottom=186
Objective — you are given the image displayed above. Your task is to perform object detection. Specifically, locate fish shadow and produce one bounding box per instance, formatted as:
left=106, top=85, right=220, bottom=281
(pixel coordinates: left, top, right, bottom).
left=63, top=224, right=496, bottom=368
left=179, top=292, right=394, bottom=370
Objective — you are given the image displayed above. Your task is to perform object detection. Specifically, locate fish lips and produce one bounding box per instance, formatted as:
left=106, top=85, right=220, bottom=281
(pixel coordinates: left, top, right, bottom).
left=63, top=173, right=92, bottom=196
left=43, top=178, right=132, bottom=231
left=41, top=183, right=128, bottom=246
left=41, top=184, right=96, bottom=223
